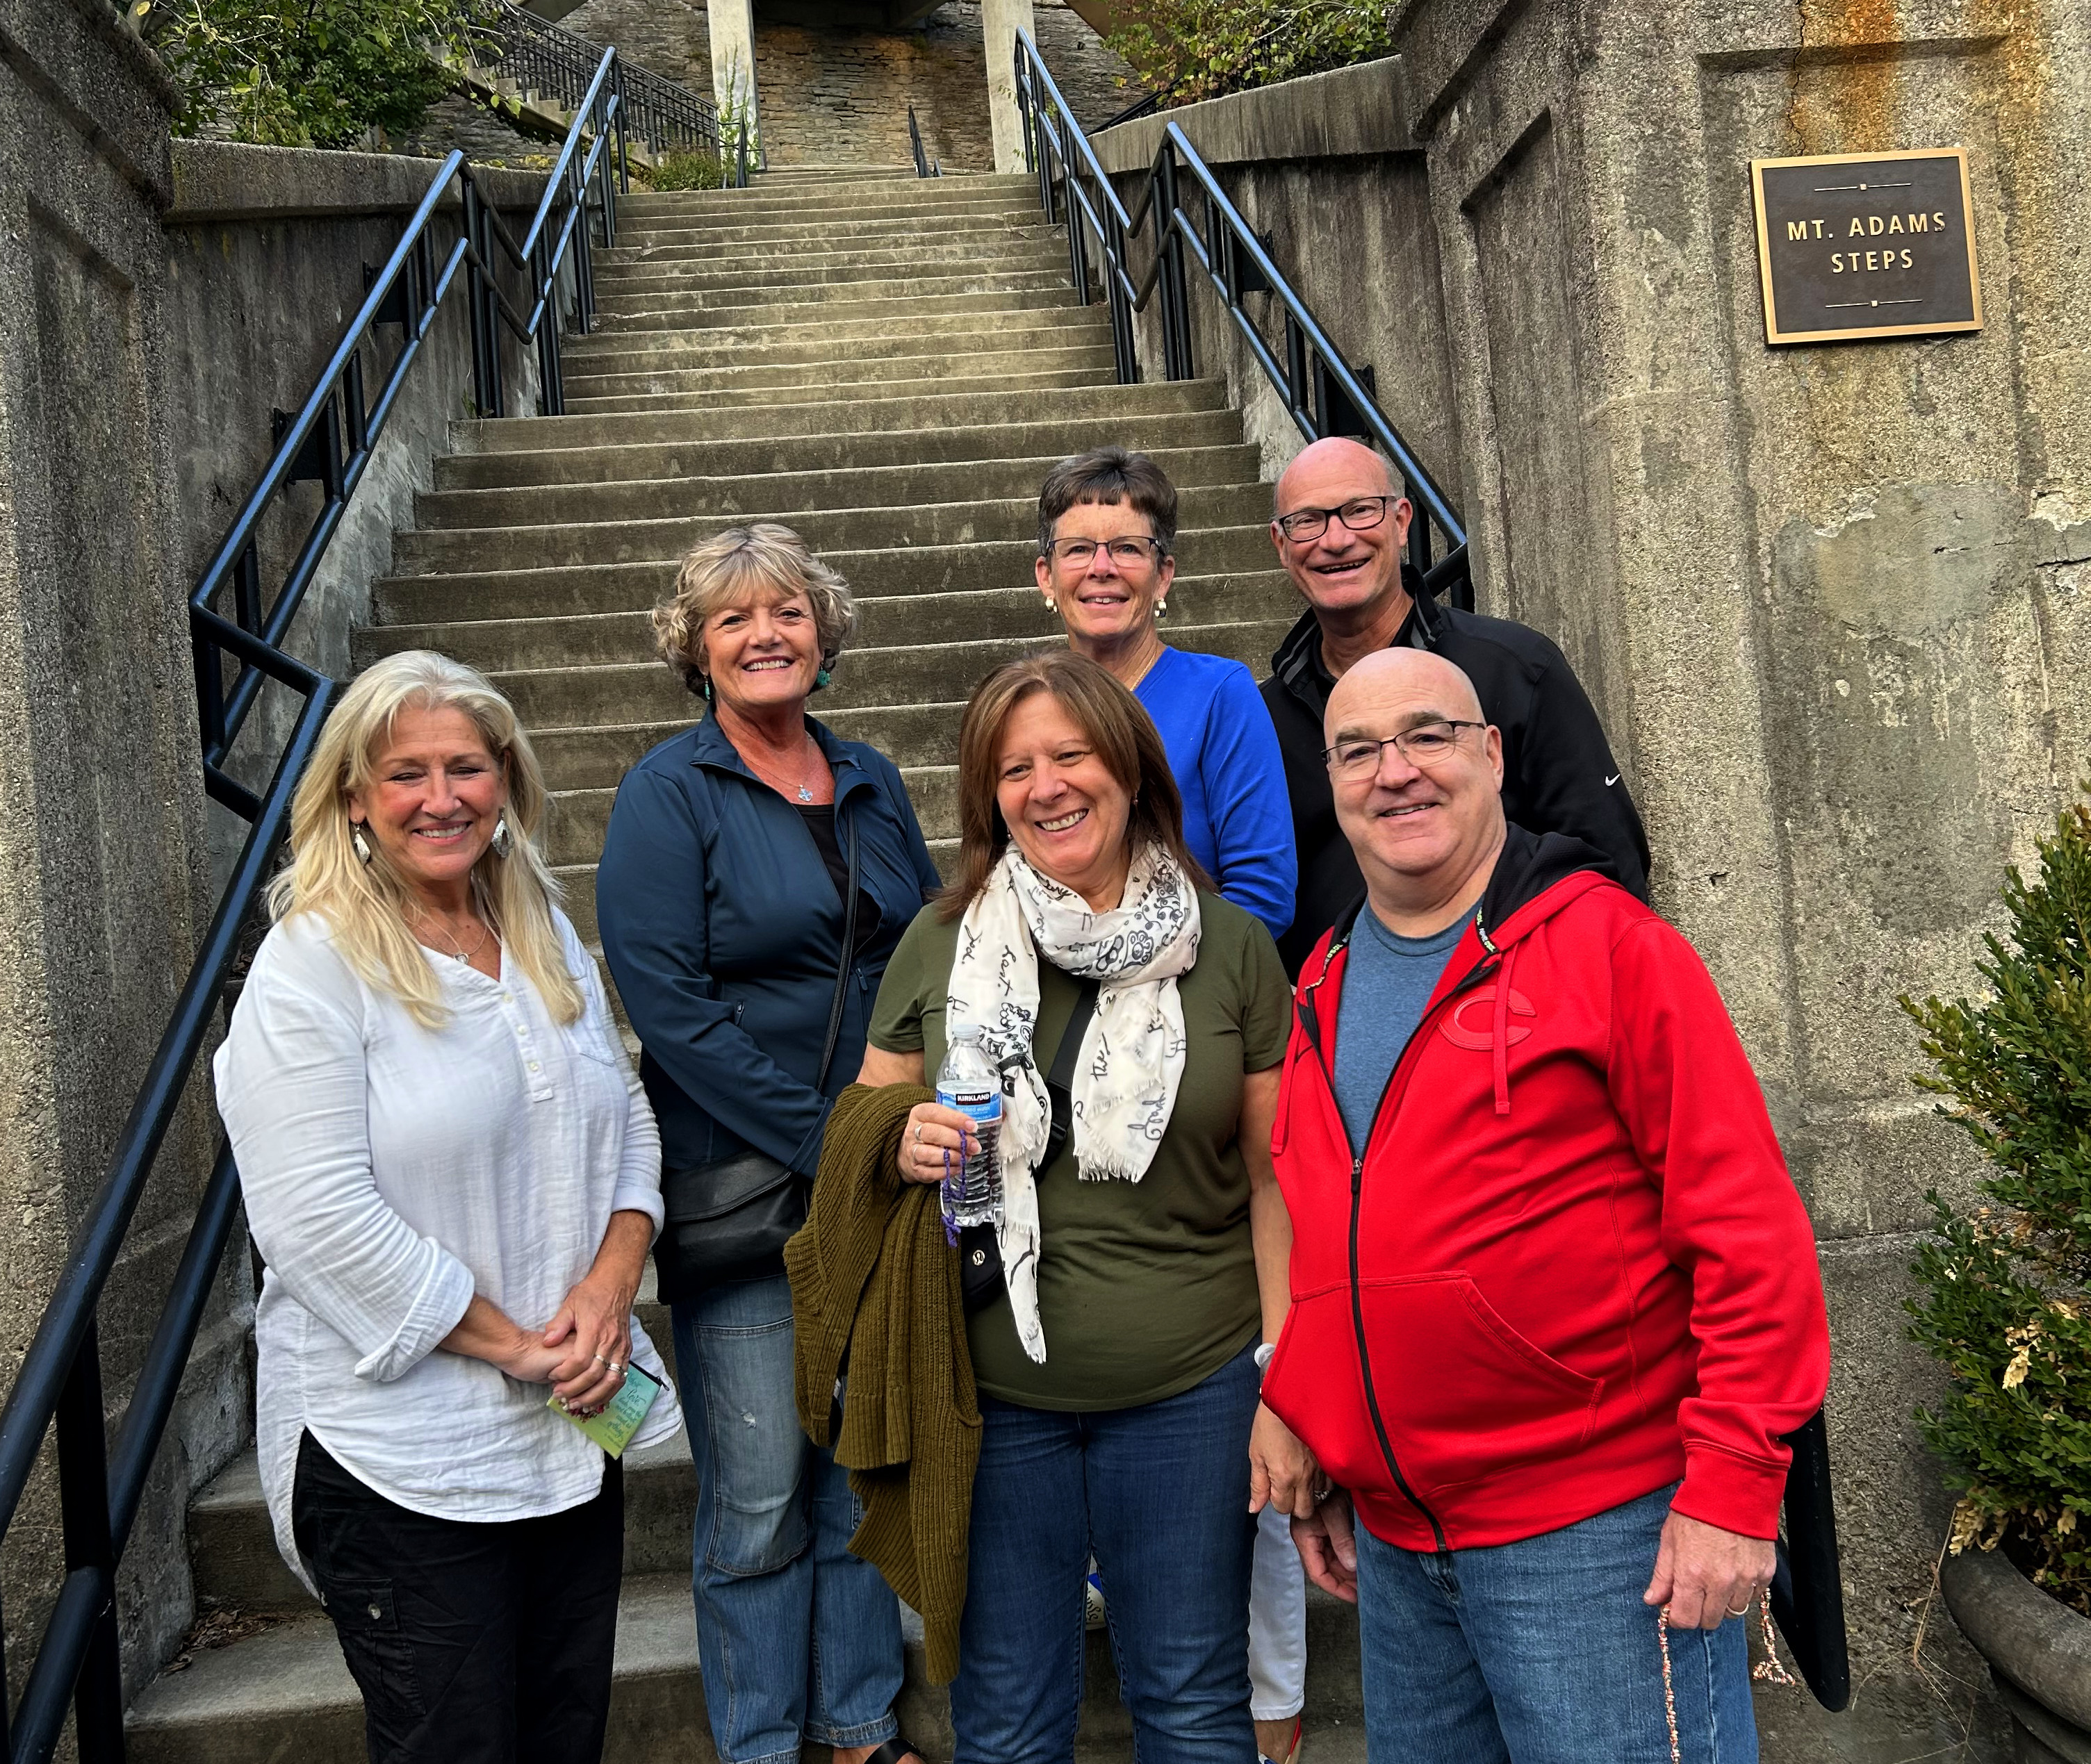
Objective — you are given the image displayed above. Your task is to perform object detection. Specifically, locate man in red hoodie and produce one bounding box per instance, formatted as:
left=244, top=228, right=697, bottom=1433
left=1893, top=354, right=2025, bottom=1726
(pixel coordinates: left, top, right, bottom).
left=1261, top=648, right=1828, bottom=1763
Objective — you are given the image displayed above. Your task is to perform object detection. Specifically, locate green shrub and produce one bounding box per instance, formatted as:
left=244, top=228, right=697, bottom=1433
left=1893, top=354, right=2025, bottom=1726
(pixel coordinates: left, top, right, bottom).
left=147, top=0, right=501, bottom=148
left=1104, top=0, right=1392, bottom=109
left=1903, top=795, right=2091, bottom=1615
left=646, top=149, right=726, bottom=192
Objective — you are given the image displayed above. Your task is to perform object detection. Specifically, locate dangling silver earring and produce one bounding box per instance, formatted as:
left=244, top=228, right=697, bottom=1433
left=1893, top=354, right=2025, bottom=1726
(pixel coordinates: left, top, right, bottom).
left=701, top=674, right=714, bottom=702
left=490, top=812, right=514, bottom=858
left=351, top=823, right=373, bottom=866
left=1156, top=597, right=1168, bottom=618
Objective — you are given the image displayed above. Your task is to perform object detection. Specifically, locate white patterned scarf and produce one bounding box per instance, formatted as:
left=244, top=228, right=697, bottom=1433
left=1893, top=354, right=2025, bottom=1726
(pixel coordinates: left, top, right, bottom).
left=946, top=841, right=1201, bottom=1362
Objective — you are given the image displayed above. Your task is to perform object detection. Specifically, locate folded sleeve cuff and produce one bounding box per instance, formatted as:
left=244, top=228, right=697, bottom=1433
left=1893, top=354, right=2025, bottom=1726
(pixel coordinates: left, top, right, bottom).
left=609, top=1174, right=665, bottom=1235
left=1671, top=1442, right=1789, bottom=1541
left=352, top=1242, right=475, bottom=1384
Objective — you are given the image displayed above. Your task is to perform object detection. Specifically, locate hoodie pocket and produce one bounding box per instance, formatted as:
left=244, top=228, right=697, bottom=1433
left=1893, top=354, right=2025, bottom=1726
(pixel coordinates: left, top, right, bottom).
left=1356, top=1273, right=1604, bottom=1497
left=1260, top=1285, right=1387, bottom=1499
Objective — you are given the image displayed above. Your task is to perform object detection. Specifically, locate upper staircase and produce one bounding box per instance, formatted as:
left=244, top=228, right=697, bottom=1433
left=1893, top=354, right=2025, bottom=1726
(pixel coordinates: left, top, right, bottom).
left=125, top=165, right=1355, bottom=1761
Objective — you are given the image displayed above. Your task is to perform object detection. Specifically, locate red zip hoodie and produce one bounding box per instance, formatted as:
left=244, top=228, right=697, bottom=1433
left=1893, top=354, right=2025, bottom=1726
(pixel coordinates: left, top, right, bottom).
left=1262, top=828, right=1830, bottom=1552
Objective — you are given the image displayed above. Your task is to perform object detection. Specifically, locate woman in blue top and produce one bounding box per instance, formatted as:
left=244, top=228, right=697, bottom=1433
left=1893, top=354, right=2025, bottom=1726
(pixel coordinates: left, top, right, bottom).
left=1033, top=450, right=1308, bottom=1764
left=596, top=523, right=940, bottom=1764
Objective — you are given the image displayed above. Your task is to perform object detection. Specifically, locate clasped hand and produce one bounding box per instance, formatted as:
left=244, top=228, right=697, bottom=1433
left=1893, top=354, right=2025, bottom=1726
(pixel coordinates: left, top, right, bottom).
left=495, top=1268, right=637, bottom=1417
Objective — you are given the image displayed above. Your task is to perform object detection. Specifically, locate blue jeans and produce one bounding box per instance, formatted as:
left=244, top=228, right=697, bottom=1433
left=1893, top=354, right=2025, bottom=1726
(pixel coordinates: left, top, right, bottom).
left=1354, top=1483, right=1758, bottom=1764
left=671, top=1275, right=904, bottom=1764
left=950, top=1340, right=1262, bottom=1764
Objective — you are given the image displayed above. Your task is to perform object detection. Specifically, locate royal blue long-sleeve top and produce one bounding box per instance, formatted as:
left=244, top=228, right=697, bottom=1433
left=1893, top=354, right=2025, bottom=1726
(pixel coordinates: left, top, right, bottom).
left=1134, top=645, right=1296, bottom=939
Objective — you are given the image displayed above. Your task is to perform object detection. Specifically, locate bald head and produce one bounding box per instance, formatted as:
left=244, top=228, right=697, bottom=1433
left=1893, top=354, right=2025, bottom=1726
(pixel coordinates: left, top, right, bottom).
left=1326, top=648, right=1484, bottom=745
left=1323, top=647, right=1506, bottom=934
left=1275, top=436, right=1394, bottom=510
left=1271, top=439, right=1413, bottom=643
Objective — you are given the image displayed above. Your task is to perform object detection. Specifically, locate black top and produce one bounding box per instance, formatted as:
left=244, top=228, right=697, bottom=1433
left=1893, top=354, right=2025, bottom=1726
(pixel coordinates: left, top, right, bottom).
left=1259, top=563, right=1652, bottom=975
left=797, top=805, right=882, bottom=961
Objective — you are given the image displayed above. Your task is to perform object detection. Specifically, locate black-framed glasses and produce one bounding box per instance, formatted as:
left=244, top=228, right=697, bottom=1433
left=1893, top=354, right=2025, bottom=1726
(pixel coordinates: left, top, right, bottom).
left=1275, top=495, right=1397, bottom=543
left=1043, top=535, right=1167, bottom=568
left=1322, top=720, right=1486, bottom=778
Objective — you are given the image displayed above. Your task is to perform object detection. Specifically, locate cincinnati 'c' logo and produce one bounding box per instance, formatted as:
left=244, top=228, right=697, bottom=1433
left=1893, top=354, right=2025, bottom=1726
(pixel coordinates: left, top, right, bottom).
left=1439, top=986, right=1536, bottom=1050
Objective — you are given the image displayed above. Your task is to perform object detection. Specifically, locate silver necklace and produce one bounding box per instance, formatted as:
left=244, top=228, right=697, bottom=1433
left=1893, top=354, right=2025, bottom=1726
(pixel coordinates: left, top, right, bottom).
left=417, top=909, right=491, bottom=963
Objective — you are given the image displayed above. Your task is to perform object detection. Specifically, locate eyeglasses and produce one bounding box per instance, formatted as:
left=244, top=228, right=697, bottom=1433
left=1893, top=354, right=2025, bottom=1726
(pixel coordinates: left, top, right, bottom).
left=1044, top=536, right=1166, bottom=567
left=1322, top=720, right=1486, bottom=778
left=1274, top=495, right=1397, bottom=543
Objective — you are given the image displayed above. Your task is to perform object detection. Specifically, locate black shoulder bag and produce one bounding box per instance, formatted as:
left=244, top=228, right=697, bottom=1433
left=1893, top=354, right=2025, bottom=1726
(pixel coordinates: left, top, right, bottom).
left=654, top=814, right=861, bottom=1303
left=958, top=976, right=1100, bottom=1316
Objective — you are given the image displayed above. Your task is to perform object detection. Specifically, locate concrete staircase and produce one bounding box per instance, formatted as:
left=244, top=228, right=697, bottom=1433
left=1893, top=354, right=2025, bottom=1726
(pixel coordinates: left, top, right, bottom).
left=130, top=165, right=1359, bottom=1761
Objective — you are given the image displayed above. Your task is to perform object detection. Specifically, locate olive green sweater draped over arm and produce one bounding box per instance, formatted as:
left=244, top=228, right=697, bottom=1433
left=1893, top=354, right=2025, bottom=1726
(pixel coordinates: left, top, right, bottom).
left=785, top=1081, right=981, bottom=1684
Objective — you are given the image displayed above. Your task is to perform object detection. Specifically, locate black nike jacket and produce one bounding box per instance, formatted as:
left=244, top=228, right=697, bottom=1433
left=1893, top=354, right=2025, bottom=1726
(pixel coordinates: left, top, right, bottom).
left=1259, top=566, right=1652, bottom=974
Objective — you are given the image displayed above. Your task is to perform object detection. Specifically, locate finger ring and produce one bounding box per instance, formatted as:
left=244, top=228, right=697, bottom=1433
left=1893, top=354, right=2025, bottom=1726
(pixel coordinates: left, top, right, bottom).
left=1726, top=1599, right=1753, bottom=1617
left=609, top=1362, right=623, bottom=1376
left=1311, top=1481, right=1333, bottom=1503
left=592, top=1354, right=609, bottom=1367
left=913, top=1123, right=923, bottom=1144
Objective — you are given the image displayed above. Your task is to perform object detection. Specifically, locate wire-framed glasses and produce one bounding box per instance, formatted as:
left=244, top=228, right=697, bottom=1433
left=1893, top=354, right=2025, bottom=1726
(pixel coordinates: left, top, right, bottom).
left=1322, top=720, right=1486, bottom=778
left=1275, top=495, right=1397, bottom=543
left=1044, top=536, right=1166, bottom=567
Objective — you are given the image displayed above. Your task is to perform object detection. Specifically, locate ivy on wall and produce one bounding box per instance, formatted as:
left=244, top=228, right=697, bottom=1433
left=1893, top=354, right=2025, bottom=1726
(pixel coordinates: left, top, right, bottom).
left=1104, top=0, right=1391, bottom=108
left=141, top=0, right=501, bottom=148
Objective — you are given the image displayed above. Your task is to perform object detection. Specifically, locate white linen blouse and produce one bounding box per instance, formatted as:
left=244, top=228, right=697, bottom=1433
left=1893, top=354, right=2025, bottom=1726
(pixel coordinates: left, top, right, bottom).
left=213, top=907, right=681, bottom=1589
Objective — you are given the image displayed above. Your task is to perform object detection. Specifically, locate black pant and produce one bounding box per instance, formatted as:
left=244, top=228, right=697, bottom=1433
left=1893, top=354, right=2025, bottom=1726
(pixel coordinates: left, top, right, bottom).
left=292, top=1431, right=624, bottom=1764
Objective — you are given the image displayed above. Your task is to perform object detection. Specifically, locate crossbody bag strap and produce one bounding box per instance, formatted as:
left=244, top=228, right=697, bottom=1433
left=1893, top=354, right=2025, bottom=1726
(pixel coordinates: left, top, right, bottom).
left=1043, top=975, right=1101, bottom=1163
left=814, top=808, right=862, bottom=1093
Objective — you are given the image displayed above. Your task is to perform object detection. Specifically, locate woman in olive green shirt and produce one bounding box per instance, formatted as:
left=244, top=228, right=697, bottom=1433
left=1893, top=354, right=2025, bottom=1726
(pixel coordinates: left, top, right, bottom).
left=858, top=651, right=1314, bottom=1763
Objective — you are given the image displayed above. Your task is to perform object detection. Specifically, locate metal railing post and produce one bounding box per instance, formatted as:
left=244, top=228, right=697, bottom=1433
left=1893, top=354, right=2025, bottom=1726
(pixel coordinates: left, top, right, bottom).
left=613, top=65, right=630, bottom=194
left=54, top=1328, right=122, bottom=1764
left=1156, top=146, right=1193, bottom=380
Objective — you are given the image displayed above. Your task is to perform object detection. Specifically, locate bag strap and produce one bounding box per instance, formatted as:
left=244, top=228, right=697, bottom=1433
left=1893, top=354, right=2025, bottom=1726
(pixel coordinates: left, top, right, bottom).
left=1043, top=976, right=1102, bottom=1164
left=814, top=809, right=862, bottom=1093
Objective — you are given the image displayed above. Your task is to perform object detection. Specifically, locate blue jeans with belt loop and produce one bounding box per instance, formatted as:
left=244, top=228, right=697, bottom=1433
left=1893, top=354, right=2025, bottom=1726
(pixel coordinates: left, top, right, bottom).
left=670, top=1273, right=905, bottom=1764
left=1353, top=1481, right=1759, bottom=1764
left=949, top=1338, right=1263, bottom=1763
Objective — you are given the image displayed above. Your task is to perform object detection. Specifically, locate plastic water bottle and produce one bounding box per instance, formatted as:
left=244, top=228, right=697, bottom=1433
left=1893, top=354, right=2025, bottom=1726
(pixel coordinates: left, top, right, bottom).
left=935, top=1023, right=1004, bottom=1230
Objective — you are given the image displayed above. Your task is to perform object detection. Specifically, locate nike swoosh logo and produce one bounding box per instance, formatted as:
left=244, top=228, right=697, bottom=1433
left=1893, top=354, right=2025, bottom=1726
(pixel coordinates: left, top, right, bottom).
left=1605, top=773, right=1621, bottom=786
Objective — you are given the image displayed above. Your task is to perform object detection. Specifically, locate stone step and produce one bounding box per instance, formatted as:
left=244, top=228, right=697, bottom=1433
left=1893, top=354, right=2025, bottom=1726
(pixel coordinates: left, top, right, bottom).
left=598, top=222, right=1063, bottom=269
left=411, top=445, right=1260, bottom=530
left=389, top=483, right=1273, bottom=575
left=563, top=349, right=1117, bottom=409
left=556, top=311, right=1112, bottom=378
left=563, top=305, right=1110, bottom=370
left=591, top=245, right=1069, bottom=295
left=433, top=408, right=1243, bottom=488
left=359, top=574, right=1296, bottom=702
left=126, top=1573, right=725, bottom=1764
left=375, top=527, right=1282, bottom=627
left=592, top=279, right=1078, bottom=330
left=616, top=193, right=1042, bottom=233
left=484, top=618, right=1292, bottom=739
left=614, top=211, right=1052, bottom=252
left=457, top=379, right=1230, bottom=454
left=619, top=173, right=1033, bottom=217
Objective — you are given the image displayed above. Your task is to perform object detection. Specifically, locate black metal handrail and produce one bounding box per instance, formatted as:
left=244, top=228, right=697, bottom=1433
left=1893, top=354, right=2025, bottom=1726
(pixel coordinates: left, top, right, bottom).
left=491, top=0, right=718, bottom=160
left=908, top=105, right=941, bottom=179
left=0, top=59, right=628, bottom=1764
left=1012, top=29, right=1470, bottom=606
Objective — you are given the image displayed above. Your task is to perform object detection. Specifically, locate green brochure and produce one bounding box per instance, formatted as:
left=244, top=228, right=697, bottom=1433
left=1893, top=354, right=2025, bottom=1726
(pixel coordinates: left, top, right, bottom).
left=550, top=1363, right=664, bottom=1459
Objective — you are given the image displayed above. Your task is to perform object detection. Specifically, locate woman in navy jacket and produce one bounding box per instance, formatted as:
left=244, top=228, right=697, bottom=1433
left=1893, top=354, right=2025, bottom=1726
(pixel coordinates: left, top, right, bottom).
left=596, top=523, right=939, bottom=1764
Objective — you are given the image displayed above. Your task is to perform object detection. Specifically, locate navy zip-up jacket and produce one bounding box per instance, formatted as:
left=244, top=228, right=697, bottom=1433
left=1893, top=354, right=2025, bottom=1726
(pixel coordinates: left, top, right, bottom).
left=596, top=711, right=941, bottom=1180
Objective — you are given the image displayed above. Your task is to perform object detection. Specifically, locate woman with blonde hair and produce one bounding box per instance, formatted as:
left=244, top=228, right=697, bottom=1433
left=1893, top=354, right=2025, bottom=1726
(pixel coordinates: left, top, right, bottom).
left=214, top=649, right=679, bottom=1764
left=596, top=523, right=940, bottom=1764
left=860, top=649, right=1313, bottom=1763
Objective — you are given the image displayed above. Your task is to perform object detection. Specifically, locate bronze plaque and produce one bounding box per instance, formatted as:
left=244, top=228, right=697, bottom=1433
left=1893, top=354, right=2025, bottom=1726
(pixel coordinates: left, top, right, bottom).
left=1750, top=148, right=1981, bottom=345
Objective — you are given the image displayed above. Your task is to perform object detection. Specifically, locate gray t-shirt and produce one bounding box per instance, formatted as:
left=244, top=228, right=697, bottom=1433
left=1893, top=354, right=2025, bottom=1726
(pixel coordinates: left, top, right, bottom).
left=1332, top=907, right=1473, bottom=1155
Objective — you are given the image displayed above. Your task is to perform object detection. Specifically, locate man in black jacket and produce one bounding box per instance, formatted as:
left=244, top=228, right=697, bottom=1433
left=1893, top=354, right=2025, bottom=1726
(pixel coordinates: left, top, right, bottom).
left=1261, top=437, right=1650, bottom=972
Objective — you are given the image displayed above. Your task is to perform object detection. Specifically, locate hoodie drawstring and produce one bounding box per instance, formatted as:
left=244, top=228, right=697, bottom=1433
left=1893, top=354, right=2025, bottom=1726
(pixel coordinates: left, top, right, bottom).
left=1491, top=941, right=1520, bottom=1116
